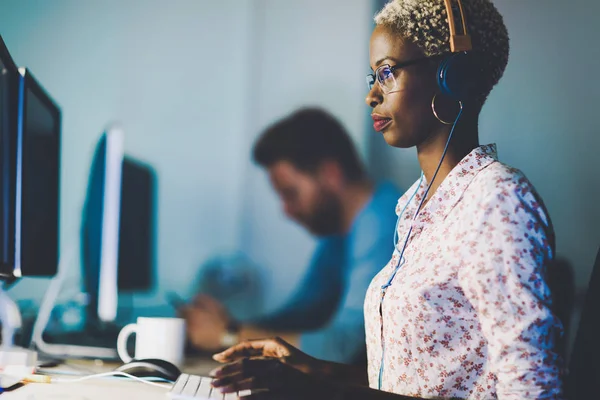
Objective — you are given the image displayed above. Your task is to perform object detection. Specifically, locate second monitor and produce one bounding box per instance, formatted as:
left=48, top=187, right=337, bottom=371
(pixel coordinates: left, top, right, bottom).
left=36, top=127, right=157, bottom=359
left=81, top=127, right=157, bottom=326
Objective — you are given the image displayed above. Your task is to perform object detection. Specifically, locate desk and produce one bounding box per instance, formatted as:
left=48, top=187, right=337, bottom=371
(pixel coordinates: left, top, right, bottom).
left=2, top=357, right=220, bottom=400
left=3, top=377, right=171, bottom=400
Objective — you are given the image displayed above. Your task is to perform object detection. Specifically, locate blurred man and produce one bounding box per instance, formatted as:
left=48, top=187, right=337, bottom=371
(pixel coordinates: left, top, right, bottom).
left=183, top=108, right=400, bottom=364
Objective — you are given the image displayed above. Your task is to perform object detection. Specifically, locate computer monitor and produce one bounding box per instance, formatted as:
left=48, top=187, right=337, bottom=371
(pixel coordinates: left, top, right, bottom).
left=33, top=128, right=156, bottom=359
left=117, top=157, right=156, bottom=292
left=81, top=130, right=156, bottom=325
left=15, top=67, right=60, bottom=278
left=81, top=127, right=124, bottom=324
left=0, top=36, right=20, bottom=277
left=0, top=57, right=60, bottom=350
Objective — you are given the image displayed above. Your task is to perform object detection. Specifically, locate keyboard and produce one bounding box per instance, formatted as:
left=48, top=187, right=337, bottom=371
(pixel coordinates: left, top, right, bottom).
left=167, top=374, right=252, bottom=399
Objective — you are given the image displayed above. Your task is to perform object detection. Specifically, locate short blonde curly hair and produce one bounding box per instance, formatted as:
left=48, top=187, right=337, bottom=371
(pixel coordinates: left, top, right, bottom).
left=375, top=0, right=509, bottom=103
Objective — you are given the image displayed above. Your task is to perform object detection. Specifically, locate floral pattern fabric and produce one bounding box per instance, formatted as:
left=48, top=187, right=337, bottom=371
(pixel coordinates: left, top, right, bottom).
left=364, top=144, right=563, bottom=399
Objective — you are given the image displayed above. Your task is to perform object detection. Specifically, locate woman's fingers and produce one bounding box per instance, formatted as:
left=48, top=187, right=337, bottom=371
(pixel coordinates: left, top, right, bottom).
left=212, top=358, right=284, bottom=390
left=210, top=358, right=324, bottom=400
left=213, top=339, right=282, bottom=363
left=215, top=376, right=261, bottom=394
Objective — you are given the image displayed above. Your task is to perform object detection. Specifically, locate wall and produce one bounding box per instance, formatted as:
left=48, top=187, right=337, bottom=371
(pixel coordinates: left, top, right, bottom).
left=237, top=0, right=372, bottom=311
left=0, top=0, right=254, bottom=309
left=0, top=0, right=373, bottom=316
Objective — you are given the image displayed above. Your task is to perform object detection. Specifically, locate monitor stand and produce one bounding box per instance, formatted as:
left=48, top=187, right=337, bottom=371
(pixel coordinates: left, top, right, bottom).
left=0, top=285, right=22, bottom=347
left=30, top=247, right=118, bottom=360
left=0, top=286, right=38, bottom=367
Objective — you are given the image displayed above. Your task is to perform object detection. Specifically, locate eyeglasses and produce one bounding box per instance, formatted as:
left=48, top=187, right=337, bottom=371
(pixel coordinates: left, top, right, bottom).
left=366, top=56, right=441, bottom=94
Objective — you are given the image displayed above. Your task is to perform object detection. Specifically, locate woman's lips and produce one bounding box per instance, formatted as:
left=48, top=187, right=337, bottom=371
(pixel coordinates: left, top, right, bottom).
left=372, top=115, right=392, bottom=132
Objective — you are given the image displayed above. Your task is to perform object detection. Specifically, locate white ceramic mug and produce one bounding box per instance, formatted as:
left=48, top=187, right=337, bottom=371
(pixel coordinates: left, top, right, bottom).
left=117, top=317, right=186, bottom=366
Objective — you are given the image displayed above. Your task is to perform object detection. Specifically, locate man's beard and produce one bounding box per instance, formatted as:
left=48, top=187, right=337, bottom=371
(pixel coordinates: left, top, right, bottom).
left=299, top=191, right=343, bottom=236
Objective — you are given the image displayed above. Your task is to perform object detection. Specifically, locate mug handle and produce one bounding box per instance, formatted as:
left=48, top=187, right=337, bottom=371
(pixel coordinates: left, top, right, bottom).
left=117, top=323, right=137, bottom=363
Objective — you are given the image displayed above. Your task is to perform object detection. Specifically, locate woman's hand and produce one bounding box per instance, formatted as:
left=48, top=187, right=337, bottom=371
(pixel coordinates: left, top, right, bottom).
left=211, top=338, right=418, bottom=400
left=210, top=356, right=338, bottom=400
left=212, top=337, right=321, bottom=375
left=212, top=358, right=323, bottom=400
left=211, top=337, right=338, bottom=399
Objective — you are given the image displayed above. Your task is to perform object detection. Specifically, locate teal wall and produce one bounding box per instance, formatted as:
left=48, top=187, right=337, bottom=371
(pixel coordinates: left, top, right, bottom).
left=0, top=0, right=372, bottom=316
left=0, top=0, right=255, bottom=310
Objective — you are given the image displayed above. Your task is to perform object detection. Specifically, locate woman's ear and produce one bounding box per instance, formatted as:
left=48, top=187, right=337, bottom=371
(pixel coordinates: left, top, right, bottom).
left=432, top=92, right=462, bottom=124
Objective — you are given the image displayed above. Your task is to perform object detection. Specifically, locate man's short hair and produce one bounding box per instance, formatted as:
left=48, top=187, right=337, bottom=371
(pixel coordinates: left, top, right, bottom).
left=252, top=108, right=365, bottom=182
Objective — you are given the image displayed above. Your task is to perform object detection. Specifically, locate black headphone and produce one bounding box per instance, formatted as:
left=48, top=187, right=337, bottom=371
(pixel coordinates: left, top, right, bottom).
left=437, top=0, right=485, bottom=102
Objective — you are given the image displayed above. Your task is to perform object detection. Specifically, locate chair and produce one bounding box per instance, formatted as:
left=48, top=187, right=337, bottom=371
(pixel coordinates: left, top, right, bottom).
left=547, top=257, right=575, bottom=360
left=565, top=247, right=600, bottom=399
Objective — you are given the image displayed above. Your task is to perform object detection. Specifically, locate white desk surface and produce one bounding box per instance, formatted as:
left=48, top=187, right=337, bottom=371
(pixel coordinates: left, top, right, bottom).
left=3, top=357, right=220, bottom=400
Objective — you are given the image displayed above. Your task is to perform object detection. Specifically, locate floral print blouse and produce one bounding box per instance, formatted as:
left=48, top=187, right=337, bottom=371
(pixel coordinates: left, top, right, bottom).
left=364, top=144, right=563, bottom=399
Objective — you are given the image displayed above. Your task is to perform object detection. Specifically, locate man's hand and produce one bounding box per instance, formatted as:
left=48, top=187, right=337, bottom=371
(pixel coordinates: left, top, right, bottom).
left=181, top=294, right=231, bottom=351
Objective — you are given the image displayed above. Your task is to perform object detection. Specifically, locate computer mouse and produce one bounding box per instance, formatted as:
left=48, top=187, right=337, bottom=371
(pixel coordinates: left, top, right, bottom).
left=115, top=358, right=181, bottom=382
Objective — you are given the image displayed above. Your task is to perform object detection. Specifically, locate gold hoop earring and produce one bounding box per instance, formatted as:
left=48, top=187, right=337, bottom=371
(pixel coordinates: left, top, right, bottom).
left=431, top=93, right=462, bottom=125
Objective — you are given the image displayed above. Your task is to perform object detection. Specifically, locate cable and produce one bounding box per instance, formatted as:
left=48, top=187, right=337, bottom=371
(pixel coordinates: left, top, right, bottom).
left=382, top=102, right=464, bottom=291
left=378, top=102, right=464, bottom=391
left=22, top=371, right=173, bottom=388
left=393, top=172, right=424, bottom=252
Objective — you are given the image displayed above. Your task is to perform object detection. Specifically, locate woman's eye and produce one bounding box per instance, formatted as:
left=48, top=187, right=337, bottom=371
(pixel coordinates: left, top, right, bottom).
left=380, top=68, right=393, bottom=80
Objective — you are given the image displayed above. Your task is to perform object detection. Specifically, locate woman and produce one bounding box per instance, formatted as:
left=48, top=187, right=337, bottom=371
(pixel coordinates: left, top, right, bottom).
left=209, top=0, right=564, bottom=398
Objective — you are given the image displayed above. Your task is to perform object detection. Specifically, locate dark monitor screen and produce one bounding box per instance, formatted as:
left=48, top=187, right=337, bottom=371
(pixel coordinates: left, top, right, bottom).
left=118, top=157, right=156, bottom=292
left=82, top=135, right=156, bottom=323
left=18, top=69, right=60, bottom=277
left=0, top=36, right=19, bottom=276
